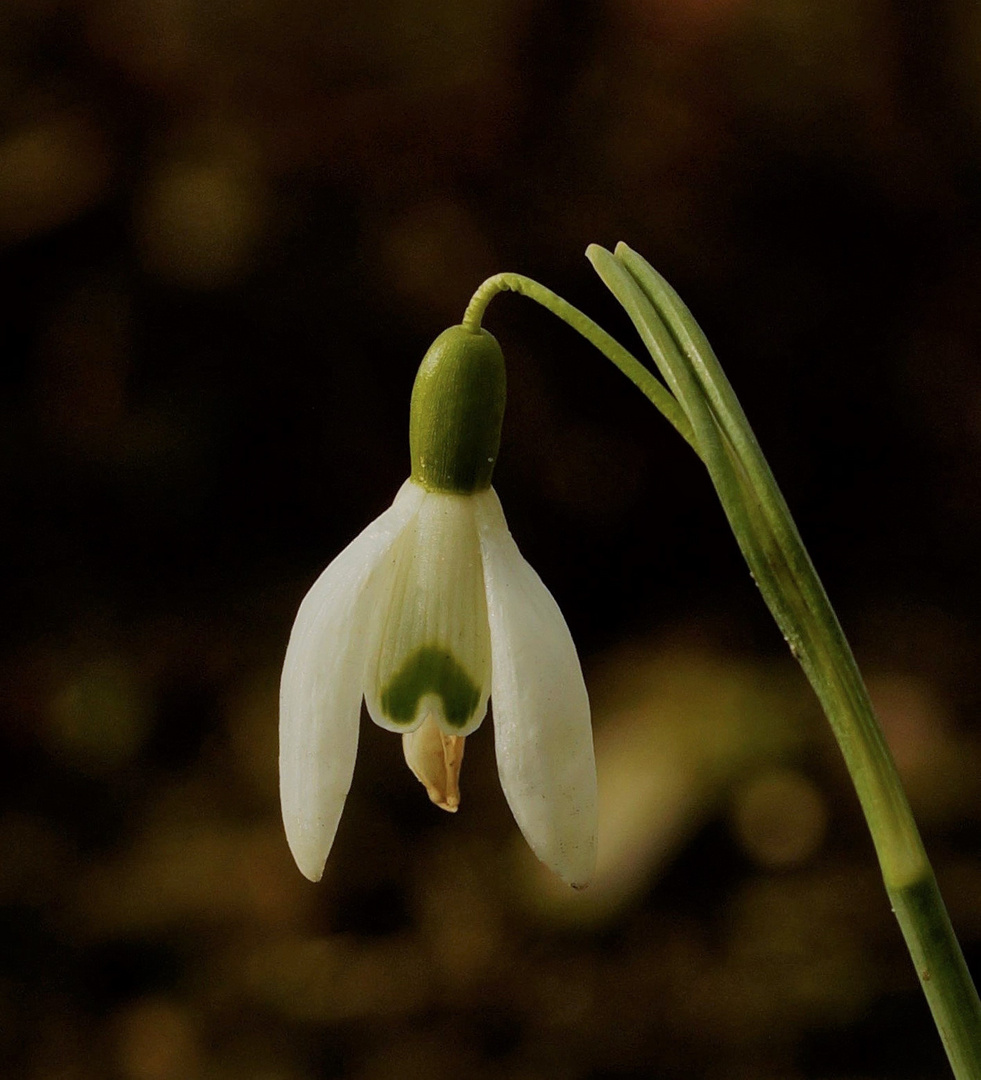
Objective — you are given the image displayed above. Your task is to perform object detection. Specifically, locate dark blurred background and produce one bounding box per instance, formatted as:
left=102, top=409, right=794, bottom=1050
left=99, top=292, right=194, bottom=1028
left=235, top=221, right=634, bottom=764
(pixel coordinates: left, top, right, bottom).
left=3, top=0, right=981, bottom=1077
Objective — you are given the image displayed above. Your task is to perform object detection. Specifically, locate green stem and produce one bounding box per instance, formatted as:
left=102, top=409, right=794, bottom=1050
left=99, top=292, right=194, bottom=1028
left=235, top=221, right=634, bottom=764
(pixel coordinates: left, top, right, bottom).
left=585, top=241, right=981, bottom=1080
left=892, top=875, right=981, bottom=1077
left=462, top=273, right=697, bottom=452
left=585, top=245, right=923, bottom=881
left=463, top=252, right=981, bottom=1079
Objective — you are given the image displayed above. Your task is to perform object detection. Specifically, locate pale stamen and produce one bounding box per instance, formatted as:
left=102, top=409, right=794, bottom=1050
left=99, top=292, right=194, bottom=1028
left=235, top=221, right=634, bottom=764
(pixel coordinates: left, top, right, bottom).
left=402, top=711, right=465, bottom=812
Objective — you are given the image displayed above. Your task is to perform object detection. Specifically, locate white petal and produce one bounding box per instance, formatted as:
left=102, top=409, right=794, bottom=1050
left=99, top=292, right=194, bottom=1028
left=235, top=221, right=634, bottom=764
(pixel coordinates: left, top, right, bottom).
left=475, top=488, right=597, bottom=888
left=280, top=481, right=424, bottom=881
left=363, top=489, right=491, bottom=737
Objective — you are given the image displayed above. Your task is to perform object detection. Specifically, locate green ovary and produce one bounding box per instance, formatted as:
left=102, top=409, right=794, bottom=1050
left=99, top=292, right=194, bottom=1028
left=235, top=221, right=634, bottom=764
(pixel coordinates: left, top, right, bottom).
left=380, top=644, right=481, bottom=729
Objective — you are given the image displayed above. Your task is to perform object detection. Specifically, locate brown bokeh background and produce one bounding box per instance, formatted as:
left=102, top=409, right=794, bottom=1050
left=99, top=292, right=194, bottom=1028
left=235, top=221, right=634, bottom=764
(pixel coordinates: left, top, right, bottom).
left=4, top=1, right=981, bottom=1077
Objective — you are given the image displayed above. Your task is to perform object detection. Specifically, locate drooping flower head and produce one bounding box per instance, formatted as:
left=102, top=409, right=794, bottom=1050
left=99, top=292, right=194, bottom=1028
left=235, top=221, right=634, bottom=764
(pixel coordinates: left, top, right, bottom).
left=280, top=326, right=597, bottom=886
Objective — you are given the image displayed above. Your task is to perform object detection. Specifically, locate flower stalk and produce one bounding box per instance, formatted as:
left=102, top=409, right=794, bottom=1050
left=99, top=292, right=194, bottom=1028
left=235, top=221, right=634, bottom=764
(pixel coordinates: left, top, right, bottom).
left=463, top=246, right=981, bottom=1078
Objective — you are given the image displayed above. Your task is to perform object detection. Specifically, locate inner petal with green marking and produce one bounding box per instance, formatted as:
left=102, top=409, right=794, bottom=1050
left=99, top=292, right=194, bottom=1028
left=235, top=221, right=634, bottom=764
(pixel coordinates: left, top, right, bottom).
left=363, top=485, right=491, bottom=736
left=381, top=645, right=482, bottom=729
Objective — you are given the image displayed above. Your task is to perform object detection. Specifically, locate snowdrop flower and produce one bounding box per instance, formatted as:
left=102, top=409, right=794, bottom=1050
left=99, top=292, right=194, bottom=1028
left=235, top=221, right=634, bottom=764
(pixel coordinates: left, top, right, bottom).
left=280, top=326, right=597, bottom=887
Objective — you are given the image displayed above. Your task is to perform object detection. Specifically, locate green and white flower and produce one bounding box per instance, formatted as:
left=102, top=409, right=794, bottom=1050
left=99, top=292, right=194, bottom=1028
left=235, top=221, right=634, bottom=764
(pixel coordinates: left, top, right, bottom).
left=280, top=326, right=597, bottom=888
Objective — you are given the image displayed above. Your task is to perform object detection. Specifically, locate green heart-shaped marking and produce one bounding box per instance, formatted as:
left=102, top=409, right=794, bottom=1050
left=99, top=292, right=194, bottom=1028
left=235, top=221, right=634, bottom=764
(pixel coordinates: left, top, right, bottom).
left=381, top=644, right=481, bottom=729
